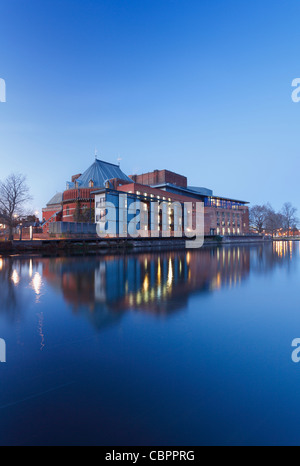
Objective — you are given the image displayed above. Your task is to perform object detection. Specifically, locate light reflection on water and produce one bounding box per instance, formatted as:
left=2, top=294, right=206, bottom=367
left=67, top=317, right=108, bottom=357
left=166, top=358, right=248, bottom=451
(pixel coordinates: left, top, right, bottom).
left=0, top=245, right=252, bottom=322
left=0, top=241, right=300, bottom=446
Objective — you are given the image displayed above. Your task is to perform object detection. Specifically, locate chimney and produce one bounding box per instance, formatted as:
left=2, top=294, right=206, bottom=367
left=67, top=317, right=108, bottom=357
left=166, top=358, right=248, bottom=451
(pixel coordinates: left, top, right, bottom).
left=72, top=174, right=82, bottom=183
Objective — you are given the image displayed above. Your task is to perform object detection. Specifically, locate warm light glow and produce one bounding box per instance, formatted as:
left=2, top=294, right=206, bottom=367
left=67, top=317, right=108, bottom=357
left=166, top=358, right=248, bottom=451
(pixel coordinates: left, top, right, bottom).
left=11, top=270, right=20, bottom=286
left=29, top=259, right=33, bottom=278
left=30, top=272, right=42, bottom=298
left=136, top=291, right=142, bottom=305
left=157, top=258, right=161, bottom=284
left=143, top=274, right=149, bottom=292
left=167, top=258, right=173, bottom=288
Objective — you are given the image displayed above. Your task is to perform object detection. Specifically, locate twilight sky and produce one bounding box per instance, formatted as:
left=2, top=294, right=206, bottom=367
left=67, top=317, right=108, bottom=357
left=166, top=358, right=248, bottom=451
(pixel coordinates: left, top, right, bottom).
left=0, top=0, right=300, bottom=216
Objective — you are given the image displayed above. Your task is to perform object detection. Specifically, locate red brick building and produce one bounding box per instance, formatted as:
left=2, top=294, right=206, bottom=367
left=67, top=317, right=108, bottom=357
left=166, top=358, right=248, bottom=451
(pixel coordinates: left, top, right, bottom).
left=42, top=193, right=63, bottom=233
left=43, top=158, right=249, bottom=236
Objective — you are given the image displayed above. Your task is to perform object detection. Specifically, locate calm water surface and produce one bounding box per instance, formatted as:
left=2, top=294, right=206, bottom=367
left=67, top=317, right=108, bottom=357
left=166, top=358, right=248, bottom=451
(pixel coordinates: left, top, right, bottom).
left=1, top=242, right=300, bottom=446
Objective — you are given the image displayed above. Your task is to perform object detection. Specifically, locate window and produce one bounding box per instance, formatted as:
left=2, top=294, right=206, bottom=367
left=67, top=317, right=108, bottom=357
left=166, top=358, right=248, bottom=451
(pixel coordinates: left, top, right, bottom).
left=66, top=207, right=70, bottom=216
left=96, top=197, right=105, bottom=208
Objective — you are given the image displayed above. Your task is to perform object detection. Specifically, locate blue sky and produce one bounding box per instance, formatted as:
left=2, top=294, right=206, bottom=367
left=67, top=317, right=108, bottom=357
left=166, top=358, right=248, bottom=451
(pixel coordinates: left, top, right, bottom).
left=0, top=0, right=300, bottom=215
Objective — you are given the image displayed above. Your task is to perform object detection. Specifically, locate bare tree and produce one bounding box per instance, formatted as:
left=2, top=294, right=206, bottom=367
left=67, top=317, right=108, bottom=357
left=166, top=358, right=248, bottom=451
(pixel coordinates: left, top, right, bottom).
left=249, top=204, right=269, bottom=233
left=265, top=205, right=284, bottom=238
left=0, top=174, right=32, bottom=240
left=281, top=202, right=298, bottom=236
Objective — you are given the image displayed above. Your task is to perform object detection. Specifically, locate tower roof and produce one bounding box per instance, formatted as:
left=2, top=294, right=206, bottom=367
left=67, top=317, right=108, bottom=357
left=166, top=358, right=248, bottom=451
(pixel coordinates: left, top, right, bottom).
left=46, top=192, right=63, bottom=206
left=66, top=159, right=132, bottom=190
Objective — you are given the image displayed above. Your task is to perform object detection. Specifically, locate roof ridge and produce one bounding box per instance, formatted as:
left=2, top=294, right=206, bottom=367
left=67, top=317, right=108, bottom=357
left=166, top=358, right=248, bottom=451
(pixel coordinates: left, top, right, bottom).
left=95, top=158, right=120, bottom=168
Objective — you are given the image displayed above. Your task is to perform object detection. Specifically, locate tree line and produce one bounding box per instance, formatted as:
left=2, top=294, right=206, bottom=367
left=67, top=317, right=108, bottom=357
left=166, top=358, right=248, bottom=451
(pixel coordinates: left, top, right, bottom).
left=250, top=202, right=299, bottom=236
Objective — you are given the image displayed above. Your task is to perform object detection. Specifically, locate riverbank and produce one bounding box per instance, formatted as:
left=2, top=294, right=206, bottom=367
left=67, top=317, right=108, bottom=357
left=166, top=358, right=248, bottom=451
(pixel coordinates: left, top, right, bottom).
left=0, top=234, right=270, bottom=255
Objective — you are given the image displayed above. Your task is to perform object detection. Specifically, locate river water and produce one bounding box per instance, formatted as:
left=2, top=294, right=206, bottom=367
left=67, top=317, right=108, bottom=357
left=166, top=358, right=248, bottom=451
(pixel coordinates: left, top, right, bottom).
left=0, top=242, right=300, bottom=445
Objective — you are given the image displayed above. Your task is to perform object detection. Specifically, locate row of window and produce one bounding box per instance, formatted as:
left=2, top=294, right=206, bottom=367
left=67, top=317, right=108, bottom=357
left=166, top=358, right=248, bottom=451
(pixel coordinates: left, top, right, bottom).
left=205, top=198, right=246, bottom=209
left=216, top=211, right=241, bottom=219
left=217, top=227, right=241, bottom=235
left=217, top=221, right=241, bottom=228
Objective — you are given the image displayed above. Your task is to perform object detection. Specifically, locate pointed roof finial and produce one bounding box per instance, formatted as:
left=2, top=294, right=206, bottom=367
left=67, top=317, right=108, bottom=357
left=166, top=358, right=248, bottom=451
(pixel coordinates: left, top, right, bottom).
left=117, top=155, right=122, bottom=167
left=94, top=148, right=98, bottom=160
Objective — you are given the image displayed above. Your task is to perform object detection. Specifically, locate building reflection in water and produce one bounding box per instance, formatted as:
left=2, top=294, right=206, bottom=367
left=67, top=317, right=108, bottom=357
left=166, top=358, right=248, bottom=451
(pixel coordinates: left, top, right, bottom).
left=41, top=246, right=251, bottom=328
left=0, top=241, right=298, bottom=332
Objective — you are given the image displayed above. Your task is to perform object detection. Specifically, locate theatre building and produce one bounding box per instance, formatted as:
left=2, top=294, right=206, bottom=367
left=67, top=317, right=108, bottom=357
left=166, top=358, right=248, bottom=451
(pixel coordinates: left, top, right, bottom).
left=42, top=158, right=249, bottom=236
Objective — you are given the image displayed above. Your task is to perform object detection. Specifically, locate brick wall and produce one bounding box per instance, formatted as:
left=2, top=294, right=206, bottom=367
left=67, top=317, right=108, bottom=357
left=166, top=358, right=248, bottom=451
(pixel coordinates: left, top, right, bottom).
left=130, top=170, right=188, bottom=188
left=42, top=206, right=62, bottom=233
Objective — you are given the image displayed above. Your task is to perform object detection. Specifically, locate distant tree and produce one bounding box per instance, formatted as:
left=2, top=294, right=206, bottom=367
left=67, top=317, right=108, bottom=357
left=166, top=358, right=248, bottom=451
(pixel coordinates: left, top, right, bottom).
left=281, top=202, right=298, bottom=236
left=265, top=205, right=284, bottom=238
left=0, top=174, right=32, bottom=240
left=249, top=204, right=269, bottom=233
